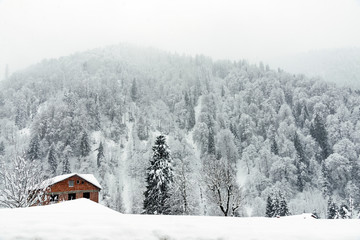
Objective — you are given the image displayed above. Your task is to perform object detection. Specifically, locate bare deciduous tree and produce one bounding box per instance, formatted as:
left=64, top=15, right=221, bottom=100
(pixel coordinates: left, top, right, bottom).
left=0, top=156, right=48, bottom=208
left=204, top=155, right=243, bottom=216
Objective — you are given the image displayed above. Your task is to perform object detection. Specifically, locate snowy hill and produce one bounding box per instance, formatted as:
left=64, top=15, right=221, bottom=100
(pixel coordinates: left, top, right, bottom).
left=0, top=199, right=359, bottom=240
left=1, top=44, right=360, bottom=218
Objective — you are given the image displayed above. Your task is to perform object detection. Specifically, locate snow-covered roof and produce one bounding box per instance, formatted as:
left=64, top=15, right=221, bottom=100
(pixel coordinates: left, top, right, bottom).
left=42, top=173, right=102, bottom=189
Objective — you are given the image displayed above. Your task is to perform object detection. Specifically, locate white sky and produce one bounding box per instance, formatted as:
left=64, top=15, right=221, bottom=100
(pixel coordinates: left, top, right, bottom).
left=0, top=0, right=360, bottom=78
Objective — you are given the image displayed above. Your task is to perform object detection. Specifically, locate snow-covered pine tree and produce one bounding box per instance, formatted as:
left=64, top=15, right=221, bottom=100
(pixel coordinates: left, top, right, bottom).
left=47, top=143, right=57, bottom=175
left=0, top=141, right=5, bottom=156
left=27, top=134, right=40, bottom=161
left=143, top=135, right=174, bottom=215
left=272, top=194, right=280, bottom=217
left=339, top=204, right=350, bottom=219
left=96, top=142, right=104, bottom=168
left=62, top=157, right=71, bottom=174
left=62, top=145, right=72, bottom=174
left=327, top=197, right=339, bottom=219
left=207, top=128, right=216, bottom=155
left=265, top=195, right=275, bottom=217
left=131, top=78, right=138, bottom=102
left=278, top=193, right=289, bottom=216
left=270, top=138, right=279, bottom=155
left=265, top=192, right=289, bottom=217
left=80, top=131, right=91, bottom=157
left=310, top=114, right=332, bottom=160
left=293, top=132, right=308, bottom=192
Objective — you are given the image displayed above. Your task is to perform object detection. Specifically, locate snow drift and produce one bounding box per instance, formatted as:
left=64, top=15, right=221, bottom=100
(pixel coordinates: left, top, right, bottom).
left=0, top=199, right=359, bottom=240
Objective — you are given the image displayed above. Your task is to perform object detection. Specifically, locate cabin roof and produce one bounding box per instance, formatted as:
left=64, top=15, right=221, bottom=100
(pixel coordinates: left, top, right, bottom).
left=42, top=173, right=102, bottom=189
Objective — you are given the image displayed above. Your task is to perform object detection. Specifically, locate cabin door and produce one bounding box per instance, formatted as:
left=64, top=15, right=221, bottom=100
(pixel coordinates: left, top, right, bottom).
left=68, top=193, right=76, bottom=200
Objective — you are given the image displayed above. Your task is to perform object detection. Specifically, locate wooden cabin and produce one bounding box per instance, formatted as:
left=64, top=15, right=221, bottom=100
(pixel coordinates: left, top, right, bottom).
left=42, top=173, right=101, bottom=204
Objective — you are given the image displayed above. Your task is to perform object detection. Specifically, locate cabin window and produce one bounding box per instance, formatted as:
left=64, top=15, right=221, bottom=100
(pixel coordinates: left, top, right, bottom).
left=69, top=180, right=74, bottom=187
left=50, top=194, right=59, bottom=203
left=81, top=181, right=84, bottom=184
left=76, top=180, right=80, bottom=184
left=83, top=192, right=90, bottom=199
left=68, top=193, right=76, bottom=200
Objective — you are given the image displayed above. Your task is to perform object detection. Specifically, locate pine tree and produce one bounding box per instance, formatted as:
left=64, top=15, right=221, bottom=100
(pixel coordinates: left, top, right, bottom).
left=293, top=132, right=308, bottom=192
left=265, top=195, right=275, bottom=217
left=97, top=142, right=104, bottom=168
left=0, top=141, right=5, bottom=156
left=131, top=78, right=138, bottom=102
left=266, top=192, right=289, bottom=217
left=137, top=116, right=149, bottom=140
left=310, top=114, right=332, bottom=160
left=207, top=128, right=216, bottom=155
left=327, top=197, right=338, bottom=219
left=62, top=145, right=72, bottom=174
left=185, top=92, right=196, bottom=131
left=321, top=162, right=331, bottom=196
left=80, top=131, right=91, bottom=157
left=143, top=135, right=174, bottom=215
left=278, top=193, right=289, bottom=216
left=339, top=204, right=350, bottom=219
left=48, top=143, right=57, bottom=175
left=62, top=157, right=70, bottom=174
left=270, top=138, right=279, bottom=155
left=187, top=107, right=196, bottom=131
left=27, top=134, right=40, bottom=161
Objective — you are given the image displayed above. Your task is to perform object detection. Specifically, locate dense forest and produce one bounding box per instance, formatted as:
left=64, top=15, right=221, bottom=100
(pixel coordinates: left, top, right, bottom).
left=0, top=44, right=359, bottom=218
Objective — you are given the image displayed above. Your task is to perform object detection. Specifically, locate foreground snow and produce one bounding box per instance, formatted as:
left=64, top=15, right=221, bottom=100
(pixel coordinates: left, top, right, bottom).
left=0, top=199, right=359, bottom=240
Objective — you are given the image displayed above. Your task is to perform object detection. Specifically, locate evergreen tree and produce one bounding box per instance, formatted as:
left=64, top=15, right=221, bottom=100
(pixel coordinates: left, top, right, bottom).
left=270, top=138, right=279, bottom=155
left=265, top=195, right=275, bottom=217
left=137, top=116, right=149, bottom=140
left=27, top=134, right=40, bottom=161
left=97, top=142, right=104, bottom=168
left=207, top=128, right=216, bottom=155
left=310, top=114, right=332, bottom=160
left=47, top=143, right=57, bottom=175
left=327, top=197, right=339, bottom=219
left=80, top=131, right=91, bottom=157
left=185, top=92, right=196, bottom=131
left=229, top=123, right=238, bottom=139
left=130, top=78, right=138, bottom=102
left=293, top=132, right=307, bottom=166
left=62, top=145, right=72, bottom=174
left=339, top=204, right=350, bottom=219
left=187, top=106, right=196, bottom=131
left=62, top=157, right=71, bottom=174
left=265, top=192, right=289, bottom=217
left=143, top=135, right=174, bottom=215
left=0, top=141, right=5, bottom=156
left=321, top=162, right=331, bottom=196
left=278, top=193, right=289, bottom=216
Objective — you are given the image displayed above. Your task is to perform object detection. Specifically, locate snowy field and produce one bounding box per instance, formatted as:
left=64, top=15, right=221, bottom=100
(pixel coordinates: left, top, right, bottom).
left=0, top=199, right=359, bottom=240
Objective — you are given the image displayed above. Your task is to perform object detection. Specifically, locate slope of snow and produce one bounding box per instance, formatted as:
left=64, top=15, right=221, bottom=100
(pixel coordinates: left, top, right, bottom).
left=0, top=199, right=359, bottom=240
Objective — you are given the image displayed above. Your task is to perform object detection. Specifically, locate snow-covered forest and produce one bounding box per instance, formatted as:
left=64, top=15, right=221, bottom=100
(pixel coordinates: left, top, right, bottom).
left=1, top=44, right=360, bottom=218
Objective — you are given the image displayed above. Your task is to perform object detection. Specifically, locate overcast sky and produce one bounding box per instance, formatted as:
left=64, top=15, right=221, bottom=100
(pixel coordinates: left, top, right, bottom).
left=1, top=0, right=360, bottom=79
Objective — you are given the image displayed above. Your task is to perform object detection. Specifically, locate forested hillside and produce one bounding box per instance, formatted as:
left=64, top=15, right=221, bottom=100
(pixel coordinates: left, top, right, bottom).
left=0, top=45, right=359, bottom=218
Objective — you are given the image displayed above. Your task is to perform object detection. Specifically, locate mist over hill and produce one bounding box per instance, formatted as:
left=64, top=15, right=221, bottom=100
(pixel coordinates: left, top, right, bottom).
left=270, top=48, right=360, bottom=89
left=0, top=44, right=360, bottom=218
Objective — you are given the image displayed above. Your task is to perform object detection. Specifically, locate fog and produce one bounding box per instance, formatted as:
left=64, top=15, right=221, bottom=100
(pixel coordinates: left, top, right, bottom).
left=1, top=0, right=360, bottom=79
